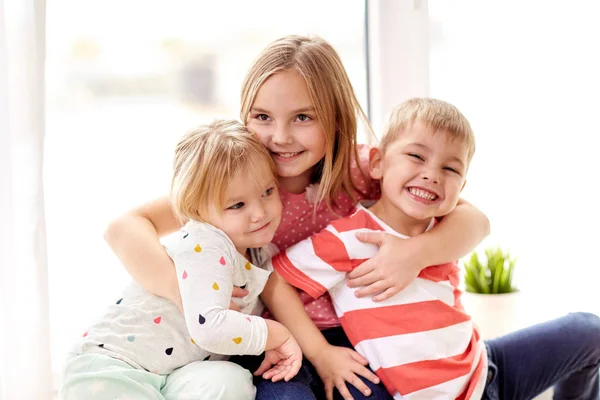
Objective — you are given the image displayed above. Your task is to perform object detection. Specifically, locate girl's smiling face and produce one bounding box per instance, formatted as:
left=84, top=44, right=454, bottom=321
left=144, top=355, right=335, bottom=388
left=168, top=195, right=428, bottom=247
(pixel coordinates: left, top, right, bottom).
left=205, top=168, right=281, bottom=255
left=246, top=68, right=327, bottom=194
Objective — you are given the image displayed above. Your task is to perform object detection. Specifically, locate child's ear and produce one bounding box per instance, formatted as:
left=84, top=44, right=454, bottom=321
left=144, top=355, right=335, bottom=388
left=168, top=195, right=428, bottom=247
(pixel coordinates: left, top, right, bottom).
left=369, top=147, right=384, bottom=179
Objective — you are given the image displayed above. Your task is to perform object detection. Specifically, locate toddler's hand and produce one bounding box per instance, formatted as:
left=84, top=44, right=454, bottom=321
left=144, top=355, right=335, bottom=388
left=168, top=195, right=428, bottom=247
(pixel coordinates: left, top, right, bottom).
left=311, top=344, right=380, bottom=400
left=348, top=231, right=423, bottom=301
left=254, top=336, right=302, bottom=382
left=228, top=286, right=249, bottom=312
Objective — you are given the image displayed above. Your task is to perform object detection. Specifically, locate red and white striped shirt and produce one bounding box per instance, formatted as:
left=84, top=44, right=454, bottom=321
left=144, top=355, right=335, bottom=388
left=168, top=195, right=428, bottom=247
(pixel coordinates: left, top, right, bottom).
left=272, top=205, right=487, bottom=400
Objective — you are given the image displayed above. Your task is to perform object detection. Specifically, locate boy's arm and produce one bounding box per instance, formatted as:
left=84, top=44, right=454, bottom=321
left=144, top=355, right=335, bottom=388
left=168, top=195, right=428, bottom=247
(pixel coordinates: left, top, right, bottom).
left=263, top=232, right=345, bottom=357
left=104, top=197, right=183, bottom=306
left=260, top=271, right=329, bottom=360
left=349, top=198, right=490, bottom=300
left=263, top=247, right=381, bottom=399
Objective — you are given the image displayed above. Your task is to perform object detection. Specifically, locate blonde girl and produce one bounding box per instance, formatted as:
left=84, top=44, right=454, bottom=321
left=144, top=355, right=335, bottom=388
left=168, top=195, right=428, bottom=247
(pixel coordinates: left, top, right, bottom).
left=105, top=36, right=490, bottom=400
left=60, top=120, right=302, bottom=400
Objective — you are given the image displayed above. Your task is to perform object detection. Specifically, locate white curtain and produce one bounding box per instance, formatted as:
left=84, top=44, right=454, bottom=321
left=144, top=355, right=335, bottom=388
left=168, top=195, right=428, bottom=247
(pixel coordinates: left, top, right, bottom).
left=0, top=0, right=52, bottom=399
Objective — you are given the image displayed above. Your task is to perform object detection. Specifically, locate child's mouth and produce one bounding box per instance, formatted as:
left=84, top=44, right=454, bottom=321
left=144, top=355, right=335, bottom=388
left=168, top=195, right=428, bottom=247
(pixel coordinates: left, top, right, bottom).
left=250, top=222, right=271, bottom=233
left=272, top=151, right=303, bottom=161
left=407, top=187, right=439, bottom=201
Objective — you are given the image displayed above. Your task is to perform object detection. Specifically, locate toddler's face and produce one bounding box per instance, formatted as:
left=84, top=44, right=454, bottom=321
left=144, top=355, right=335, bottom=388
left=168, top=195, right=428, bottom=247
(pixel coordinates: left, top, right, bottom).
left=206, top=167, right=282, bottom=254
left=371, top=121, right=469, bottom=221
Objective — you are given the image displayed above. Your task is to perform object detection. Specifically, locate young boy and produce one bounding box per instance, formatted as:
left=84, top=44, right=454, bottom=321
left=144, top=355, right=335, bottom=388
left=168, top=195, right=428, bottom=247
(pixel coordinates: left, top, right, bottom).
left=269, top=98, right=485, bottom=399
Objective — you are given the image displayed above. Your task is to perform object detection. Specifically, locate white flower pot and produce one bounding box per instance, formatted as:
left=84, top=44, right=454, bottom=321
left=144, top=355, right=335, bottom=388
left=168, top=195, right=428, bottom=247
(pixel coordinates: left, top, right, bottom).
left=461, top=291, right=521, bottom=340
left=462, top=291, right=554, bottom=399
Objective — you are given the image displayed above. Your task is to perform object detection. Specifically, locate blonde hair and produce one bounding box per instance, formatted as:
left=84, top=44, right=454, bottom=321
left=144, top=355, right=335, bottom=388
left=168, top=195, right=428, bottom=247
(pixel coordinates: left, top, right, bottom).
left=381, top=98, right=476, bottom=164
left=170, top=119, right=276, bottom=222
left=240, top=35, right=373, bottom=211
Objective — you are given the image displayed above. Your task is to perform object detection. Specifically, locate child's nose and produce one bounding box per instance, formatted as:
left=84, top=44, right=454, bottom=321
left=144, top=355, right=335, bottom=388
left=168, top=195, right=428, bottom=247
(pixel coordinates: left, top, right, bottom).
left=421, top=169, right=440, bottom=184
left=272, top=125, right=293, bottom=145
left=251, top=204, right=266, bottom=222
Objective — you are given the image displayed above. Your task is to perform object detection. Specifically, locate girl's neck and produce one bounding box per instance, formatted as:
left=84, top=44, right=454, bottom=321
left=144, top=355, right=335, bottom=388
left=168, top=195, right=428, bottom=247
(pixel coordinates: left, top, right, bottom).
left=236, top=247, right=250, bottom=261
left=278, top=169, right=313, bottom=194
left=368, top=199, right=431, bottom=237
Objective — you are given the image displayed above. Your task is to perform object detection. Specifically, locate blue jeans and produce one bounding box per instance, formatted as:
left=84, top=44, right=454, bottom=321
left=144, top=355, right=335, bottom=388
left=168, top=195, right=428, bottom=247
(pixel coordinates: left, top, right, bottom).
left=235, top=312, right=600, bottom=400
left=233, top=326, right=391, bottom=400
left=484, top=312, right=600, bottom=400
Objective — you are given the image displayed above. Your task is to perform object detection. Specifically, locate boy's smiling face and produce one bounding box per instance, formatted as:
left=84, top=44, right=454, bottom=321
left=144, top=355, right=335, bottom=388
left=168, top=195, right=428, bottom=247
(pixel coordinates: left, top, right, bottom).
left=369, top=120, right=469, bottom=228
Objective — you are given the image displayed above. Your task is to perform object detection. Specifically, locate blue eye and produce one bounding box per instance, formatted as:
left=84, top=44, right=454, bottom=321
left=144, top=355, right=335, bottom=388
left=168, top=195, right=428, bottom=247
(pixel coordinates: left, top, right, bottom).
left=228, top=202, right=244, bottom=210
left=263, top=187, right=275, bottom=197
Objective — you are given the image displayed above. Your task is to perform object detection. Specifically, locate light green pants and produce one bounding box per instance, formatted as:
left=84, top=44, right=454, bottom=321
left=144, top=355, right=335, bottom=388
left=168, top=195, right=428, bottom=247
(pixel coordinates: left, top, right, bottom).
left=59, top=353, right=256, bottom=400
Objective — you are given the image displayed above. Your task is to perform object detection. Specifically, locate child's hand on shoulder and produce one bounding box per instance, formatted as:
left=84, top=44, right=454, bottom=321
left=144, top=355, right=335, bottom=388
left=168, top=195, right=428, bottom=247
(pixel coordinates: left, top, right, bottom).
left=228, top=286, right=249, bottom=311
left=348, top=231, right=426, bottom=301
left=311, top=344, right=380, bottom=400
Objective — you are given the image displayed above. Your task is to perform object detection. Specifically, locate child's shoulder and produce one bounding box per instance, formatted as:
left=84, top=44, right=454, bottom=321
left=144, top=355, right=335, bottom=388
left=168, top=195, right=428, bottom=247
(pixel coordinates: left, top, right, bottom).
left=162, top=220, right=235, bottom=258
left=350, top=144, right=380, bottom=201
left=354, top=143, right=371, bottom=168
left=183, top=220, right=231, bottom=240
left=327, top=204, right=380, bottom=232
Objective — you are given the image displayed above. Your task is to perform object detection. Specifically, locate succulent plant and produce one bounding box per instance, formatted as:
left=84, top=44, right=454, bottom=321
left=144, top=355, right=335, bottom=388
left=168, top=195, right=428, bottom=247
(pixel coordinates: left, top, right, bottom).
left=463, top=247, right=517, bottom=294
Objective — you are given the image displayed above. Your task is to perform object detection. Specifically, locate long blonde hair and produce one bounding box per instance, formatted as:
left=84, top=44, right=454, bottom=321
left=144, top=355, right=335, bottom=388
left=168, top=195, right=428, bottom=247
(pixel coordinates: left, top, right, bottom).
left=240, top=35, right=373, bottom=211
left=171, top=119, right=276, bottom=222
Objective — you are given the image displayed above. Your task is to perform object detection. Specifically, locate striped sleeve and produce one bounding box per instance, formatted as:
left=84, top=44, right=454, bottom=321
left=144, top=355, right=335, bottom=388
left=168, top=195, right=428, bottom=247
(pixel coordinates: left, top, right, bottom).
left=271, top=225, right=354, bottom=299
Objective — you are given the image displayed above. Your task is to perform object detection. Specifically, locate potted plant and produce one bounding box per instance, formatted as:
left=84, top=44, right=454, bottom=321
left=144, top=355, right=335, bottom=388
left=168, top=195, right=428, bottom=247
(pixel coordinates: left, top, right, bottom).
left=461, top=246, right=520, bottom=339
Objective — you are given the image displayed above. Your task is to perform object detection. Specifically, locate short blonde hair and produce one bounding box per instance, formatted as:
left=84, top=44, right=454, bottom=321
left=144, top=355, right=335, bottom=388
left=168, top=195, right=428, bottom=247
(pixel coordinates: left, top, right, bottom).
left=240, top=35, right=373, bottom=211
left=170, top=119, right=276, bottom=222
left=380, top=98, right=476, bottom=164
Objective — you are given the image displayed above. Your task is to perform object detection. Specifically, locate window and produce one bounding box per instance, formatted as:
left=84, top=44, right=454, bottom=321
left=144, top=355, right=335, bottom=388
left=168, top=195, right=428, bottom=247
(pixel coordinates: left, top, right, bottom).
left=45, top=0, right=367, bottom=373
left=429, top=1, right=600, bottom=324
